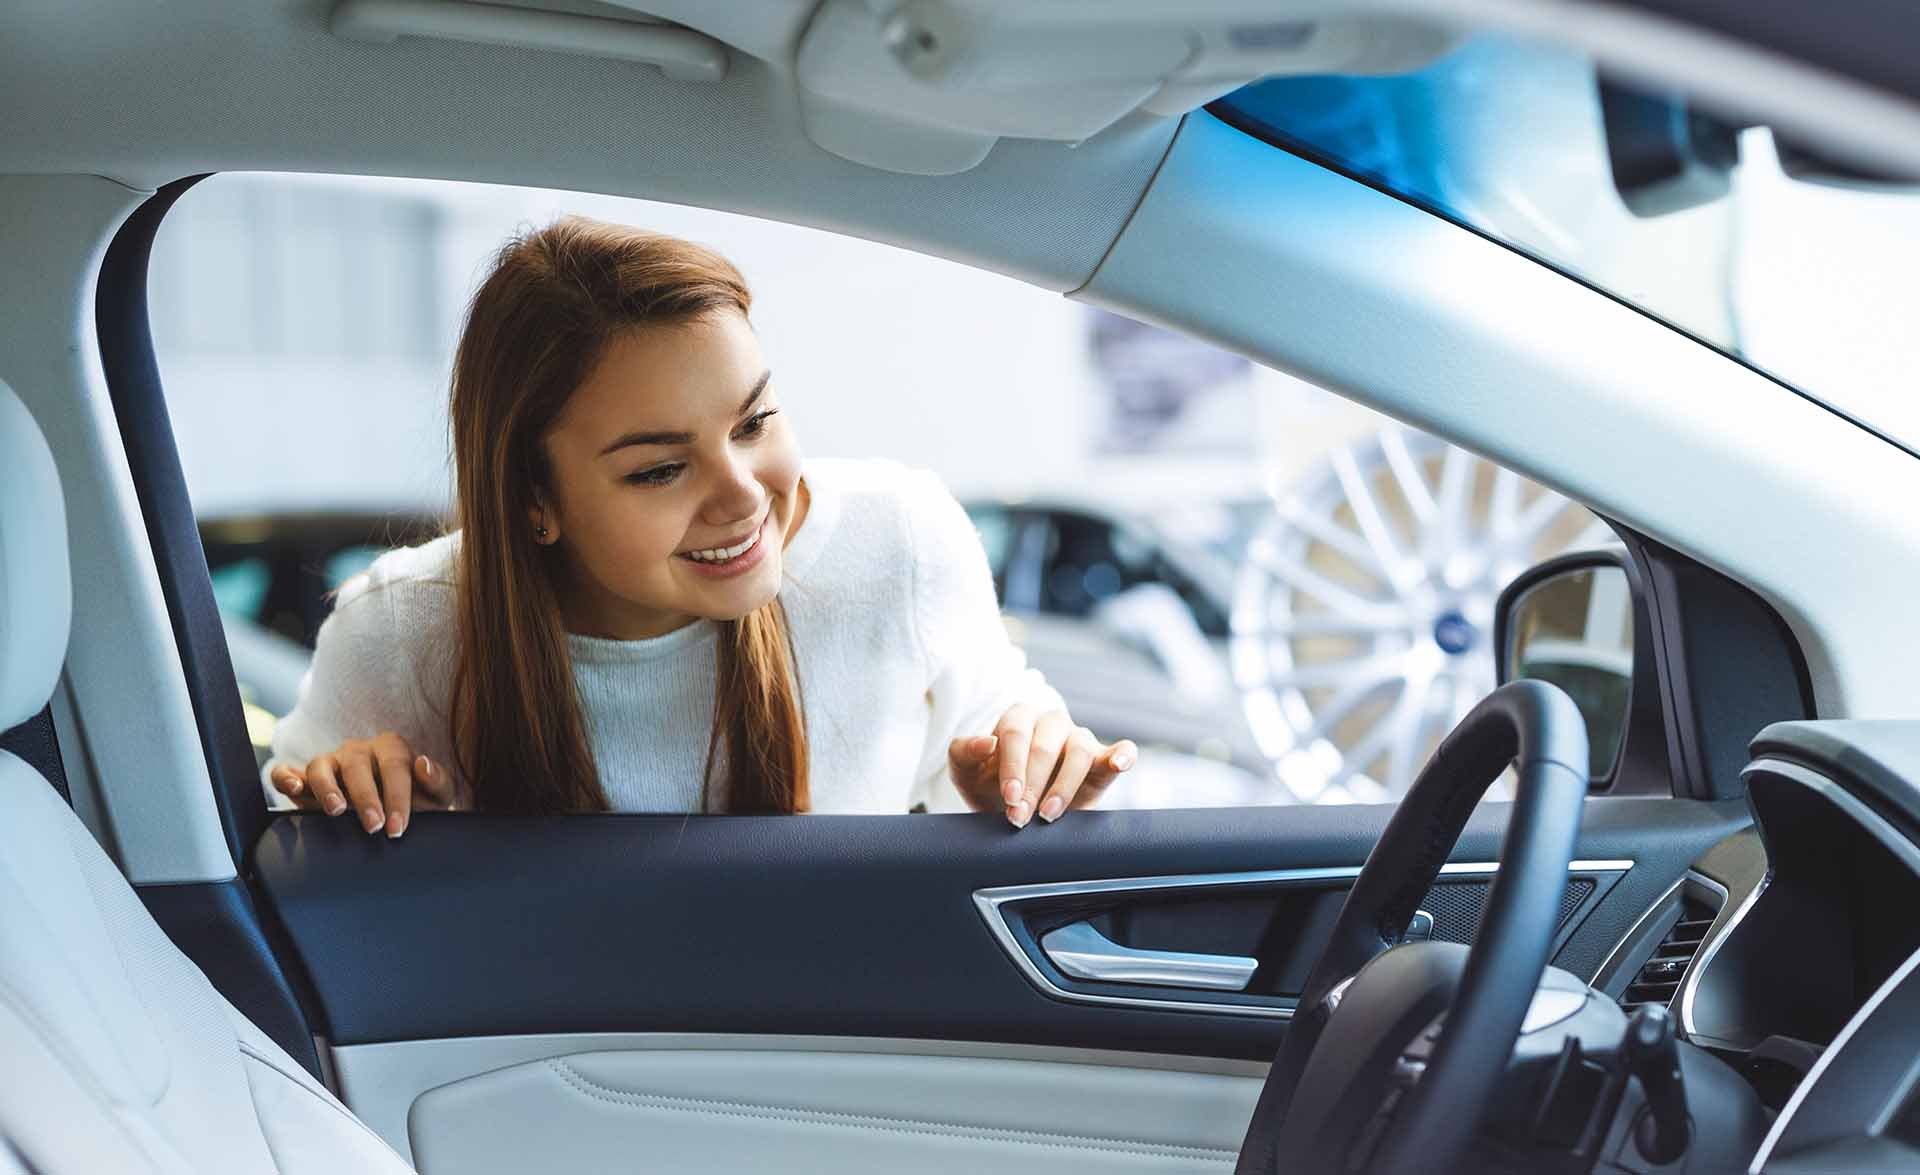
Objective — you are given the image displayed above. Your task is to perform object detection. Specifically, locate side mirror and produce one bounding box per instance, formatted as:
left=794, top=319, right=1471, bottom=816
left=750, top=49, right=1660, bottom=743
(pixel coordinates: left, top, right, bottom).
left=1494, top=549, right=1647, bottom=786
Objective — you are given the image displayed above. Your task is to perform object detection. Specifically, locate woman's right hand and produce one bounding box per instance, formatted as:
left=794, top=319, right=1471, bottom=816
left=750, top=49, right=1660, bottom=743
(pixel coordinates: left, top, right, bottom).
left=268, top=731, right=469, bottom=838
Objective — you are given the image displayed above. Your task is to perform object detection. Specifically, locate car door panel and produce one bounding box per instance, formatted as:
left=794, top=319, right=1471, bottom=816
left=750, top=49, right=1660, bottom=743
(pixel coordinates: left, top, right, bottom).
left=257, top=797, right=1748, bottom=1058
left=403, top=1044, right=1259, bottom=1175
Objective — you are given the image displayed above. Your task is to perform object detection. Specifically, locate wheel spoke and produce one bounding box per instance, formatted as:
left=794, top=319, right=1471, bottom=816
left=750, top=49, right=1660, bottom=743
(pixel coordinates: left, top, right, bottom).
left=1380, top=428, right=1437, bottom=524
left=1513, top=491, right=1572, bottom=546
left=1262, top=613, right=1395, bottom=638
left=1490, top=466, right=1522, bottom=543
left=1276, top=497, right=1391, bottom=580
left=1330, top=445, right=1411, bottom=588
left=1270, top=651, right=1405, bottom=692
left=1250, top=542, right=1403, bottom=626
left=1301, top=675, right=1393, bottom=746
left=1431, top=444, right=1473, bottom=563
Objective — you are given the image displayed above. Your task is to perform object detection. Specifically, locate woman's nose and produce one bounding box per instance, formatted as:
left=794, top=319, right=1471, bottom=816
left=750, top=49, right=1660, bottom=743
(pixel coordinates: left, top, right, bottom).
left=705, top=457, right=764, bottom=525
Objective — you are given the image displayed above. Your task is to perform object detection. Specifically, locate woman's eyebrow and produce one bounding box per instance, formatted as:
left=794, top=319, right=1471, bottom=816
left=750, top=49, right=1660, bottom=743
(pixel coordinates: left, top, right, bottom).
left=597, top=370, right=772, bottom=456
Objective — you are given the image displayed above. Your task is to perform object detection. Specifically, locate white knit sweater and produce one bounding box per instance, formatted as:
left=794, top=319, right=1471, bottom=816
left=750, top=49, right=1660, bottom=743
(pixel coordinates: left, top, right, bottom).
left=265, top=459, right=1061, bottom=813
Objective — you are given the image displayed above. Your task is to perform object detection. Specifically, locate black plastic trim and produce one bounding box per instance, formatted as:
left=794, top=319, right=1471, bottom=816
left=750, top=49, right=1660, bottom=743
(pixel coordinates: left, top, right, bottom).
left=256, top=801, right=1749, bottom=1056
left=136, top=879, right=323, bottom=1078
left=94, top=174, right=268, bottom=870
left=0, top=707, right=71, bottom=806
left=1619, top=530, right=1816, bottom=801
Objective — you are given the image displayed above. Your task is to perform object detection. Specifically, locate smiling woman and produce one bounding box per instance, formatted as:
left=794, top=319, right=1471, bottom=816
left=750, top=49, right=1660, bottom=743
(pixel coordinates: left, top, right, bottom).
left=263, top=217, right=1136, bottom=831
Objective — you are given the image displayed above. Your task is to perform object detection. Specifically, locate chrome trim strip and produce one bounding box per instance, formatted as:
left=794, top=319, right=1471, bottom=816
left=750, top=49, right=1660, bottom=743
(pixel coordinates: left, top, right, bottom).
left=1748, top=943, right=1920, bottom=1173
left=1746, top=758, right=1920, bottom=875
left=973, top=860, right=1634, bottom=1020
left=1589, top=874, right=1685, bottom=988
left=1040, top=922, right=1257, bottom=991
left=1677, top=869, right=1762, bottom=1040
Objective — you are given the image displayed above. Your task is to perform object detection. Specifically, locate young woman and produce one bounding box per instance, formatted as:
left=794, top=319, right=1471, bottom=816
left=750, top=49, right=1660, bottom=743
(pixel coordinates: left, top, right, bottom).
left=265, top=217, right=1135, bottom=835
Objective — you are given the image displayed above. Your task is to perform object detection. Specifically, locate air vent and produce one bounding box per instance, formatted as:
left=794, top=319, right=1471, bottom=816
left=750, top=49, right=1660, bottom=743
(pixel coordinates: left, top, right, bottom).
left=1620, top=897, right=1717, bottom=1013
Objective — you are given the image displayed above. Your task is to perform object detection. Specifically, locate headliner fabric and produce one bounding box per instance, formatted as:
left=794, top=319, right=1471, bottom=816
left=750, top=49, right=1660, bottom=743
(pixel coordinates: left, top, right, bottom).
left=0, top=0, right=1177, bottom=292
left=0, top=383, right=70, bottom=730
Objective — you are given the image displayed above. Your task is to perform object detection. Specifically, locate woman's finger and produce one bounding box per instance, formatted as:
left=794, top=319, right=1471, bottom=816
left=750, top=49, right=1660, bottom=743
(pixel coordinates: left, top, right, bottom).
left=946, top=733, right=998, bottom=772
left=339, top=748, right=385, bottom=835
left=373, top=735, right=415, bottom=839
left=304, top=755, right=349, bottom=818
left=414, top=755, right=457, bottom=810
left=1017, top=710, right=1076, bottom=827
left=1077, top=739, right=1139, bottom=806
left=992, top=705, right=1036, bottom=819
left=944, top=735, right=1000, bottom=811
left=1037, top=728, right=1099, bottom=823
left=269, top=765, right=322, bottom=810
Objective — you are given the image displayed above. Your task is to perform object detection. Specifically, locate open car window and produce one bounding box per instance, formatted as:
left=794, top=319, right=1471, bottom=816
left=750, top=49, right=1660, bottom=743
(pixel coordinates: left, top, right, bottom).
left=154, top=171, right=1612, bottom=809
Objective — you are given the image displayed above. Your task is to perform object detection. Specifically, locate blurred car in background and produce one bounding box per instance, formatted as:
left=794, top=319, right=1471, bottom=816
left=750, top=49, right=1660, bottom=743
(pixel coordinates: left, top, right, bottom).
left=200, top=510, right=441, bottom=764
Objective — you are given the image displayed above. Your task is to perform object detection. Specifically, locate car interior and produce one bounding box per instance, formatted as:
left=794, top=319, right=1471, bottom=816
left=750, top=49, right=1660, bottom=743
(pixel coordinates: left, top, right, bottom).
left=4, top=2, right=1920, bottom=1173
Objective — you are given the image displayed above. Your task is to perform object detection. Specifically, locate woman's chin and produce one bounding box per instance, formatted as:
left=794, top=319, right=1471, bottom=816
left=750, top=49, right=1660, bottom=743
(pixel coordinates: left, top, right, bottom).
left=683, top=558, right=782, bottom=620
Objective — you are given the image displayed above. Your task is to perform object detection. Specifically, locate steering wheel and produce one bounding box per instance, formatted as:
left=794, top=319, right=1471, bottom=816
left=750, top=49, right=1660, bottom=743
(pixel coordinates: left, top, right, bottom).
left=1235, top=680, right=1589, bottom=1175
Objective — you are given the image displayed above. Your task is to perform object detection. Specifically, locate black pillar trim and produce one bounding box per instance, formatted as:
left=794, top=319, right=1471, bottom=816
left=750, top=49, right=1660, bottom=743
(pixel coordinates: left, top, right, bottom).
left=95, top=176, right=325, bottom=1077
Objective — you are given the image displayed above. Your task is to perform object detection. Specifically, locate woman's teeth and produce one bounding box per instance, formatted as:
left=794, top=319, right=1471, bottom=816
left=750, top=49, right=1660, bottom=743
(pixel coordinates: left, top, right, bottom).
left=683, top=525, right=761, bottom=563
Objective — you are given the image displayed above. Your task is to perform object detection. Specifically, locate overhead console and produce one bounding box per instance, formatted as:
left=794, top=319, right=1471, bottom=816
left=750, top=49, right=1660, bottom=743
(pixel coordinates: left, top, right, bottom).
left=791, top=0, right=1455, bottom=173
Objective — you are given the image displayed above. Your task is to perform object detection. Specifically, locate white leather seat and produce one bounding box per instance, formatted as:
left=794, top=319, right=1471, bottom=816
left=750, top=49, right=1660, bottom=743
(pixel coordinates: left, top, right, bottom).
left=0, top=382, right=415, bottom=1173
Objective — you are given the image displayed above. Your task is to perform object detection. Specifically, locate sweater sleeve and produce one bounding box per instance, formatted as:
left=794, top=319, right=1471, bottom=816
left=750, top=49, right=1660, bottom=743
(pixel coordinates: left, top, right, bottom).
left=260, top=573, right=425, bottom=808
left=903, top=470, right=1064, bottom=813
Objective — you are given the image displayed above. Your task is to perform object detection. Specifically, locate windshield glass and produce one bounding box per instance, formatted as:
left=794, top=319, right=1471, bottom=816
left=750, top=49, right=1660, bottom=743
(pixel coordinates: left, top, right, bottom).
left=1216, top=33, right=1920, bottom=451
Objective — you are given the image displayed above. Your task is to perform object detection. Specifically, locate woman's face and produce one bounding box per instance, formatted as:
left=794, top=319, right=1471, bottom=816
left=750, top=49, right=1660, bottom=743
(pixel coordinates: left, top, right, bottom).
left=537, top=311, right=803, bottom=639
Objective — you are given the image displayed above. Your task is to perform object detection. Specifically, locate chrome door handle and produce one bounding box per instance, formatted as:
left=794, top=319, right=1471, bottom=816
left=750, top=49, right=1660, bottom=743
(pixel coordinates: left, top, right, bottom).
left=1038, top=921, right=1258, bottom=992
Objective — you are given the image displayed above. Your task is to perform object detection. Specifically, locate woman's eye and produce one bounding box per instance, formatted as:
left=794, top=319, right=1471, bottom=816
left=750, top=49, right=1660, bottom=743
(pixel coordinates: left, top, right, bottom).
left=736, top=409, right=779, bottom=440
left=625, top=463, right=683, bottom=486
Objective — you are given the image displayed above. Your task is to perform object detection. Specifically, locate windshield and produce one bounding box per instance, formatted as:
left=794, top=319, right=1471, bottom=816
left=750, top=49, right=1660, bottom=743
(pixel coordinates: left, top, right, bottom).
left=1215, top=33, right=1920, bottom=452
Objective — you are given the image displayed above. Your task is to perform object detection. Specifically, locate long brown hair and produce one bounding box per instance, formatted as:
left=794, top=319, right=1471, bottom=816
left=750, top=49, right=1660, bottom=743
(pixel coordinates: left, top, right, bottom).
left=447, top=216, right=809, bottom=815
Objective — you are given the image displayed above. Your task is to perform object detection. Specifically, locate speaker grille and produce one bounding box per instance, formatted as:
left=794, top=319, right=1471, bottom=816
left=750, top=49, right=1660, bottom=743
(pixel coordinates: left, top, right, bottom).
left=1417, top=878, right=1596, bottom=943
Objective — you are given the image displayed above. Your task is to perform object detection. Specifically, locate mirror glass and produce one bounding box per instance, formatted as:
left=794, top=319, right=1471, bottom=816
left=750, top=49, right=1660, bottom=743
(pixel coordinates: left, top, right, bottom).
left=1505, top=566, right=1634, bottom=779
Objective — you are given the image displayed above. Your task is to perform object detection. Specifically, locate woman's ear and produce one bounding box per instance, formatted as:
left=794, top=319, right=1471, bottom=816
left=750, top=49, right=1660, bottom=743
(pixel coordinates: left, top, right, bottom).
left=527, top=498, right=559, bottom=546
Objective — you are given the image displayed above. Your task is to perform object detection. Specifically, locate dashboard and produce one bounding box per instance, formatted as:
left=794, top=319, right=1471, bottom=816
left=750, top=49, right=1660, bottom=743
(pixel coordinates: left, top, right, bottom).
left=1635, top=720, right=1920, bottom=1172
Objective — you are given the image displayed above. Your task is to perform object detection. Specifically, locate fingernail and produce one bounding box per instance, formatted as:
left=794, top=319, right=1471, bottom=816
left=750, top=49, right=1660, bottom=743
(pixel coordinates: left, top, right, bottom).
left=361, top=807, right=382, bottom=833
left=287, top=779, right=304, bottom=795
left=1113, top=750, right=1135, bottom=771
left=1001, top=778, right=1023, bottom=804
left=1010, top=801, right=1032, bottom=828
left=417, top=755, right=433, bottom=778
left=324, top=795, right=347, bottom=817
left=386, top=812, right=406, bottom=839
left=1039, top=796, right=1065, bottom=822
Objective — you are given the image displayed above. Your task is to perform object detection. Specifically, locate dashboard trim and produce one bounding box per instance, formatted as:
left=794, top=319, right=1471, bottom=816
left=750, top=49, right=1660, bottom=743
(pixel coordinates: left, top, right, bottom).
left=1747, top=943, right=1920, bottom=1172
left=1677, top=867, right=1755, bottom=1040
left=1743, top=758, right=1920, bottom=875
left=1686, top=758, right=1920, bottom=1046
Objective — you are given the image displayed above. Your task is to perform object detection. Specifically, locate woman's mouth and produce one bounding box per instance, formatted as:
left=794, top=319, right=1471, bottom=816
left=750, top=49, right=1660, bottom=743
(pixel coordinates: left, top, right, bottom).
left=676, top=517, right=769, bottom=579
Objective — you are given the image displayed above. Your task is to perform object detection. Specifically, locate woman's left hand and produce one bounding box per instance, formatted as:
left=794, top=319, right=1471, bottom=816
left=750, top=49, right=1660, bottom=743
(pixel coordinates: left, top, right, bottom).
left=948, top=704, right=1137, bottom=827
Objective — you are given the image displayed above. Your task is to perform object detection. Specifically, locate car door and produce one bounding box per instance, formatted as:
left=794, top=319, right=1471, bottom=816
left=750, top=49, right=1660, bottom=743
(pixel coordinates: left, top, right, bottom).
left=251, top=779, right=1754, bottom=1172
